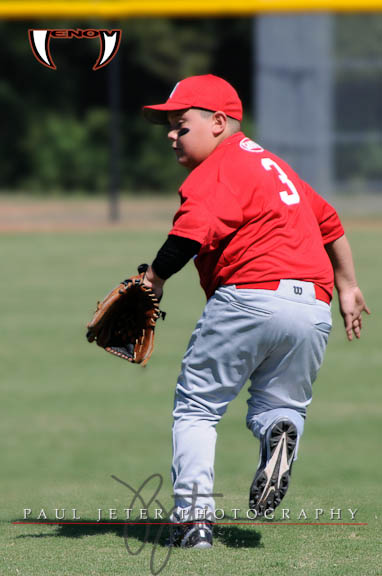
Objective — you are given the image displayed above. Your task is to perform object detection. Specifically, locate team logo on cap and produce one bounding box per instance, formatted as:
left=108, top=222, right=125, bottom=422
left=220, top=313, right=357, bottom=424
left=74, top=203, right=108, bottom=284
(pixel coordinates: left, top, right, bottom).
left=169, top=82, right=179, bottom=99
left=239, top=138, right=264, bottom=153
left=28, top=29, right=122, bottom=70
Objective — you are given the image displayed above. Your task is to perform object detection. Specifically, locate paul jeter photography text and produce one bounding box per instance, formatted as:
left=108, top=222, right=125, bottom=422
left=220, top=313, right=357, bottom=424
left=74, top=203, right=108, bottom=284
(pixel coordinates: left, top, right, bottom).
left=19, top=474, right=362, bottom=524
left=21, top=506, right=360, bottom=522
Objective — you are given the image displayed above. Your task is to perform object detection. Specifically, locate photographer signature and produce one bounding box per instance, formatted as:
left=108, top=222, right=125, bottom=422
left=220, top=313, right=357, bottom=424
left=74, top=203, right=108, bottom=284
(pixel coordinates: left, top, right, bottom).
left=111, top=473, right=222, bottom=575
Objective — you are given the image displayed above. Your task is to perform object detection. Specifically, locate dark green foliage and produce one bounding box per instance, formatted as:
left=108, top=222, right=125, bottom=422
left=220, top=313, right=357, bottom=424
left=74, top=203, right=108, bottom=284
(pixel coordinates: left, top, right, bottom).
left=1, top=17, right=252, bottom=193
left=2, top=14, right=381, bottom=193
left=23, top=109, right=110, bottom=192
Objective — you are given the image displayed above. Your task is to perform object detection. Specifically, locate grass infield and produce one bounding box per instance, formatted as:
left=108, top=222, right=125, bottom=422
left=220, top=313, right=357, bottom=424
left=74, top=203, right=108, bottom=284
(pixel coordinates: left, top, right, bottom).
left=0, top=224, right=380, bottom=575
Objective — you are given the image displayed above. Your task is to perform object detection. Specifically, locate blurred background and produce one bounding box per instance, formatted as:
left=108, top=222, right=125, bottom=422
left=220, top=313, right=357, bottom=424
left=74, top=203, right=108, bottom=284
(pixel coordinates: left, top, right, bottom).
left=1, top=7, right=380, bottom=575
left=1, top=8, right=382, bottom=223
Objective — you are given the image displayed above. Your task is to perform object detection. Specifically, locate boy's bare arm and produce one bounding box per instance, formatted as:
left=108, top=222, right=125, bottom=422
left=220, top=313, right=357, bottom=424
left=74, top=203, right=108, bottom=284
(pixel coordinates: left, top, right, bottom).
left=325, top=235, right=370, bottom=341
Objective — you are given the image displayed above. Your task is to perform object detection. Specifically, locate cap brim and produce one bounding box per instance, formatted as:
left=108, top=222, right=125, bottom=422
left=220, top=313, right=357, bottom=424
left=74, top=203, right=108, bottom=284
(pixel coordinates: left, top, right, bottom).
left=142, top=102, right=190, bottom=124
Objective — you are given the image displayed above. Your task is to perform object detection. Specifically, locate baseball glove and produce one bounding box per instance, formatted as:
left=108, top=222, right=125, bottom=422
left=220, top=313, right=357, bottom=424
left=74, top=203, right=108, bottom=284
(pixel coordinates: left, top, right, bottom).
left=86, top=264, right=165, bottom=365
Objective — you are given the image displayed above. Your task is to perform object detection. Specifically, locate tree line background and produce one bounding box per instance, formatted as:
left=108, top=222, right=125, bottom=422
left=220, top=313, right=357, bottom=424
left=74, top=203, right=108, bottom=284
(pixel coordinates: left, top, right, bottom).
left=1, top=15, right=381, bottom=194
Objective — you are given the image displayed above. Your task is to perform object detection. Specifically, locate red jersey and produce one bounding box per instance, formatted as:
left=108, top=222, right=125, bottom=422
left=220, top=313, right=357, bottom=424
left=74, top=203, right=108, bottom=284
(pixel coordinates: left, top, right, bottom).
left=169, top=132, right=344, bottom=300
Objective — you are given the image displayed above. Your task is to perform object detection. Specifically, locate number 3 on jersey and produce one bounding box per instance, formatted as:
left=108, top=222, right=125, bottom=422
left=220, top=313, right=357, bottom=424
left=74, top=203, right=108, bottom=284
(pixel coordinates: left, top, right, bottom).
left=261, top=158, right=300, bottom=206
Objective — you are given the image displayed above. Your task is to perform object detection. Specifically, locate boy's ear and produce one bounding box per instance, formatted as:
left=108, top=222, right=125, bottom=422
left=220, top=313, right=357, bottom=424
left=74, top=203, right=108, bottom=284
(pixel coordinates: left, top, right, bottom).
left=212, top=111, right=228, bottom=136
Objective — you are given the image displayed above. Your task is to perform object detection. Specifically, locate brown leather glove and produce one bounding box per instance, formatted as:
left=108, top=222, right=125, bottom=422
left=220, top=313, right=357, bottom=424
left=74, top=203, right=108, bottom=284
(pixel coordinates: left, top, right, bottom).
left=86, top=264, right=165, bottom=365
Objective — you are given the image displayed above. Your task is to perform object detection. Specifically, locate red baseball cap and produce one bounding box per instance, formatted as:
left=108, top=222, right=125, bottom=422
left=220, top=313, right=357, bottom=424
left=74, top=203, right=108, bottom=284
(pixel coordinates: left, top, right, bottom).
left=143, top=74, right=243, bottom=124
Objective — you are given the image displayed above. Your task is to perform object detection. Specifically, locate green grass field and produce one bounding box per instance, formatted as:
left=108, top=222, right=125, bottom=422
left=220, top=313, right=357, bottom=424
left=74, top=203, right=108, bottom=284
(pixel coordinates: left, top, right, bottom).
left=0, top=224, right=381, bottom=576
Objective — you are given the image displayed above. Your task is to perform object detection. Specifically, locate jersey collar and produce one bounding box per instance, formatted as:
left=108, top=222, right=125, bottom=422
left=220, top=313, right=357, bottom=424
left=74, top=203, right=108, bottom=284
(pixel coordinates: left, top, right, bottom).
left=216, top=131, right=246, bottom=151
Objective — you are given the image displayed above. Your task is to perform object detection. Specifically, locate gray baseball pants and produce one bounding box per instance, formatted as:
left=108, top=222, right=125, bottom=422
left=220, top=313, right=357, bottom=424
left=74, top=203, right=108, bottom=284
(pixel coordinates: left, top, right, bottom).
left=171, top=280, right=332, bottom=521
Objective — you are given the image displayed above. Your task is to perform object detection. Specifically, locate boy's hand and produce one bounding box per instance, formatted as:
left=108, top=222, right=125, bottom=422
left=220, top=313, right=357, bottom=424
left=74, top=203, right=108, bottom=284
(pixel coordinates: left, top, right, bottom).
left=337, top=286, right=370, bottom=341
left=143, top=265, right=165, bottom=302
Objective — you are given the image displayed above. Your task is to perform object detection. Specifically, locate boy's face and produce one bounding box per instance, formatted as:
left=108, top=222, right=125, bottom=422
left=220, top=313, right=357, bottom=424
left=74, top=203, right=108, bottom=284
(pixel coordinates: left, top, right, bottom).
left=167, top=108, right=220, bottom=171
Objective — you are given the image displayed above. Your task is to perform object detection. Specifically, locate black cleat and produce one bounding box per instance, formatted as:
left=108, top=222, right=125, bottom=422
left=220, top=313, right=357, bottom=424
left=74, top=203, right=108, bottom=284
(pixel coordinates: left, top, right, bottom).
left=169, top=521, right=213, bottom=549
left=249, top=419, right=298, bottom=516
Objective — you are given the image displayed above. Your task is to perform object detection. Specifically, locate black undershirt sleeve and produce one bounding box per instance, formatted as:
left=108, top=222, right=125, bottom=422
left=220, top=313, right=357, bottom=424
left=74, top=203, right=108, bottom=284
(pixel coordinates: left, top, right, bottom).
left=152, top=234, right=201, bottom=280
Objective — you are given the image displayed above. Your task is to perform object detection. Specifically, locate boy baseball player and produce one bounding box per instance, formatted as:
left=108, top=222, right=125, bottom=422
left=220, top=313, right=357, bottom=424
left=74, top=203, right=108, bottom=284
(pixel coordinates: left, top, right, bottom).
left=141, top=74, right=370, bottom=548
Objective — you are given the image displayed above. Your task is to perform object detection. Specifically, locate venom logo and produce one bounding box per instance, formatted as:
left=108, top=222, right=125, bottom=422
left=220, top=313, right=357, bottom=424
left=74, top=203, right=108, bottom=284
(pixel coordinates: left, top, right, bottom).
left=28, top=29, right=122, bottom=70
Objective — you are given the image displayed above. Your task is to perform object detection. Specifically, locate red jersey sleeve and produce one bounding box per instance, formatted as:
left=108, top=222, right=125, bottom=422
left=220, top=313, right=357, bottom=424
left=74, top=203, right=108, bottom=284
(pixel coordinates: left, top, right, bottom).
left=170, top=189, right=211, bottom=244
left=170, top=178, right=243, bottom=247
left=303, top=181, right=345, bottom=245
